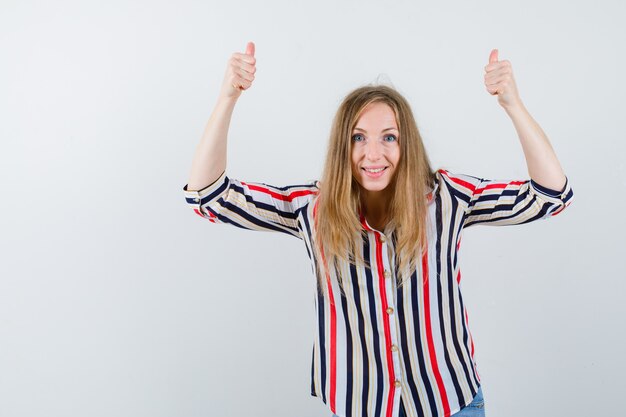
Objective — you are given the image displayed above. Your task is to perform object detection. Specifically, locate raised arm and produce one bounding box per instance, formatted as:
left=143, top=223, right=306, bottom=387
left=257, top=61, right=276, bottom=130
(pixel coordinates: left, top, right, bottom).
left=182, top=42, right=319, bottom=239
left=436, top=50, right=574, bottom=229
left=484, top=48, right=567, bottom=191
left=186, top=42, right=257, bottom=191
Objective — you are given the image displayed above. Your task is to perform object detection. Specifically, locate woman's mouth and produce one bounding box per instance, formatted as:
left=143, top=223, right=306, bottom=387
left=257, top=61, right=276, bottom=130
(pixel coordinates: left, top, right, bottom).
left=362, top=166, right=387, bottom=178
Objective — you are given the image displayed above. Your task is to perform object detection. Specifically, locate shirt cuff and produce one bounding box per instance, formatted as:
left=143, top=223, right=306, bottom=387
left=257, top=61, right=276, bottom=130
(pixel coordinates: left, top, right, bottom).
left=529, top=176, right=571, bottom=200
left=183, top=170, right=227, bottom=205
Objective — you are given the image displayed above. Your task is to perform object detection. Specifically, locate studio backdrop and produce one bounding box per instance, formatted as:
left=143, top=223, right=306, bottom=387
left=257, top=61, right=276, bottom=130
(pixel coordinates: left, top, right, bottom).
left=1, top=1, right=624, bottom=416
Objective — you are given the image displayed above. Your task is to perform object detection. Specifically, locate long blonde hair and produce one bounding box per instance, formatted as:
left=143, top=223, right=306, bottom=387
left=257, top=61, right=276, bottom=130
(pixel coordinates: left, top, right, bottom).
left=312, top=84, right=437, bottom=294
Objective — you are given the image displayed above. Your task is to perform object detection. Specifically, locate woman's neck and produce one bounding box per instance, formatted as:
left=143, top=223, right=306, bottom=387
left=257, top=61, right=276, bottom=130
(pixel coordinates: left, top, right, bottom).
left=360, top=188, right=393, bottom=229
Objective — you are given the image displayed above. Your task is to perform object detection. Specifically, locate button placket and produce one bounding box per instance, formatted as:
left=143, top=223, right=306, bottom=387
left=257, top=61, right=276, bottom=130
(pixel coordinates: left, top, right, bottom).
left=380, top=233, right=403, bottom=390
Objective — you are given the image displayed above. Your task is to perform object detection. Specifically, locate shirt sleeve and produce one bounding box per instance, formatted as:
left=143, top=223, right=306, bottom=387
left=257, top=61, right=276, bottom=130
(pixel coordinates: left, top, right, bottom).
left=438, top=169, right=574, bottom=228
left=182, top=170, right=320, bottom=239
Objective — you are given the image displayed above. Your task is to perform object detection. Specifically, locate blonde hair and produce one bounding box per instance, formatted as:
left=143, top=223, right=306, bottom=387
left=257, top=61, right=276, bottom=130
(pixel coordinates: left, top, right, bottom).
left=312, top=84, right=436, bottom=295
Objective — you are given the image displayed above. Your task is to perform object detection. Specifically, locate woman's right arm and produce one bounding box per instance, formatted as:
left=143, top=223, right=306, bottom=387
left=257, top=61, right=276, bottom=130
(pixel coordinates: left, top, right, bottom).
left=186, top=42, right=257, bottom=191
left=183, top=42, right=319, bottom=239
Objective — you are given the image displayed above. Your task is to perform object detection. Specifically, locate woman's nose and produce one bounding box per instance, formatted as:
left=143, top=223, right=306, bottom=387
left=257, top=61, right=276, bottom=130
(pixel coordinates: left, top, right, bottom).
left=366, top=140, right=383, bottom=161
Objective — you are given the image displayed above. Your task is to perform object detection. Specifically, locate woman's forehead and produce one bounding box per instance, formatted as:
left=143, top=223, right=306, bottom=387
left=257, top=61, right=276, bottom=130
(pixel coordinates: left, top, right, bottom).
left=354, top=103, right=398, bottom=130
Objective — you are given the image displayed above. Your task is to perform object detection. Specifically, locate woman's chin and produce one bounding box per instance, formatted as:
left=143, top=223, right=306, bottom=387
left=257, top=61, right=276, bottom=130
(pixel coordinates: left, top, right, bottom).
left=358, top=181, right=391, bottom=193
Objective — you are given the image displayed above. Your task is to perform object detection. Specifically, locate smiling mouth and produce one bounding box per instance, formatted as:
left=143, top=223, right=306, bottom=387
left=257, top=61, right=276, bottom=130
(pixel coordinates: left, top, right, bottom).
left=362, top=167, right=388, bottom=173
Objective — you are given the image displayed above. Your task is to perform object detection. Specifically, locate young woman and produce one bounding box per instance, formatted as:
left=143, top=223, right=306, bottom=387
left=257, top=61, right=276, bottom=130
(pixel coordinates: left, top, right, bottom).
left=183, top=42, right=574, bottom=417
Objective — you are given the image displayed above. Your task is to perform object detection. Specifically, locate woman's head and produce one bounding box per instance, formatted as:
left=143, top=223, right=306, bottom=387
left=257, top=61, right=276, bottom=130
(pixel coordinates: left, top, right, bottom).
left=323, top=85, right=432, bottom=203
left=313, top=84, right=436, bottom=293
left=350, top=101, right=401, bottom=197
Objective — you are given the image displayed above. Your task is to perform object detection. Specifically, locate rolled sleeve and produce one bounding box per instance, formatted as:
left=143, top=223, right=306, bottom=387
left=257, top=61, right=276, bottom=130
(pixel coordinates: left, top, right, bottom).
left=183, top=170, right=227, bottom=221
left=182, top=171, right=319, bottom=238
left=528, top=175, right=574, bottom=217
left=439, top=169, right=574, bottom=228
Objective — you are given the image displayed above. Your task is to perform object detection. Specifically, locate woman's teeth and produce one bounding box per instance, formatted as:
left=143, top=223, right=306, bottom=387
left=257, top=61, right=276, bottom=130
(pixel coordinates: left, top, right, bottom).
left=364, top=167, right=385, bottom=173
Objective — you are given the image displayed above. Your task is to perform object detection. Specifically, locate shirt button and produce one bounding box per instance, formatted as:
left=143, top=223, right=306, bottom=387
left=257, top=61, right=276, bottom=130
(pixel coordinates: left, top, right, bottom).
left=394, top=380, right=401, bottom=387
left=391, top=345, right=398, bottom=352
left=380, top=235, right=387, bottom=243
left=193, top=198, right=200, bottom=202
left=386, top=307, right=394, bottom=315
left=384, top=270, right=391, bottom=279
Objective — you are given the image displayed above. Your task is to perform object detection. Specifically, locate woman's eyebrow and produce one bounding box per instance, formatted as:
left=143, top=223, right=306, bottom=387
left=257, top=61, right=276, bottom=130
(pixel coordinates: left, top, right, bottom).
left=353, top=127, right=399, bottom=132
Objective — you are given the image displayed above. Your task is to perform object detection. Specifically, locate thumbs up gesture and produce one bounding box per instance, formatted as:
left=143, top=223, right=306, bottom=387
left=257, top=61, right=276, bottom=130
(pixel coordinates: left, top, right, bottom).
left=484, top=49, right=522, bottom=110
left=220, top=41, right=257, bottom=100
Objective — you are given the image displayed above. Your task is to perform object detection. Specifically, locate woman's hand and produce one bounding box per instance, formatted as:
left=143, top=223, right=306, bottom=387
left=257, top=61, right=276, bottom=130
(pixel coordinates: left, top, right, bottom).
left=219, top=41, right=257, bottom=100
left=484, top=49, right=523, bottom=110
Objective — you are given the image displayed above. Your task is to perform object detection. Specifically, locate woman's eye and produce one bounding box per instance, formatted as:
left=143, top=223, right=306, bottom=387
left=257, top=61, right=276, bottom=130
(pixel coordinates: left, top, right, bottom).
left=352, top=134, right=397, bottom=142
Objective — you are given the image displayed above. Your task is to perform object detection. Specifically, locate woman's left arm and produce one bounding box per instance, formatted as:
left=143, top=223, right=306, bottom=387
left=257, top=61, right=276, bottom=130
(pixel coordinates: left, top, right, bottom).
left=484, top=49, right=567, bottom=192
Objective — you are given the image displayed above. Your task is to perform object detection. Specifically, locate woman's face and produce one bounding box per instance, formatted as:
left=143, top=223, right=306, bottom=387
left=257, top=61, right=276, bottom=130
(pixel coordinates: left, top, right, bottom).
left=351, top=101, right=401, bottom=194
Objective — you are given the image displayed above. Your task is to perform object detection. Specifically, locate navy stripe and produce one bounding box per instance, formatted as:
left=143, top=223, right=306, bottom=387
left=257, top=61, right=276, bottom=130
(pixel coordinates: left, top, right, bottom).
left=444, top=195, right=475, bottom=407
left=412, top=267, right=438, bottom=415
left=317, top=286, right=327, bottom=403
left=300, top=208, right=319, bottom=278
left=467, top=187, right=532, bottom=215
left=435, top=191, right=465, bottom=403
left=311, top=344, right=316, bottom=396
left=256, top=182, right=317, bottom=191
left=456, top=289, right=480, bottom=390
left=349, top=261, right=370, bottom=417
left=339, top=273, right=354, bottom=416
left=230, top=183, right=299, bottom=220
left=531, top=178, right=566, bottom=196
left=450, top=205, right=479, bottom=392
left=217, top=199, right=300, bottom=235
left=443, top=180, right=472, bottom=205
left=397, top=272, right=428, bottom=417
left=204, top=176, right=230, bottom=202
left=209, top=206, right=255, bottom=231
left=463, top=194, right=542, bottom=228
left=363, top=235, right=384, bottom=417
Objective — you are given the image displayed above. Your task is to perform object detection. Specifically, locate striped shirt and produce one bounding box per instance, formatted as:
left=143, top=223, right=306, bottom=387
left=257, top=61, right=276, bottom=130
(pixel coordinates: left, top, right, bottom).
left=182, top=168, right=574, bottom=417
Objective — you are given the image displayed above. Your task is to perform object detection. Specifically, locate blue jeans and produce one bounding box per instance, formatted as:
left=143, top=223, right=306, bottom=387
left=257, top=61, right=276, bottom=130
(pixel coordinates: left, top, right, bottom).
left=446, top=386, right=485, bottom=417
left=331, top=386, right=485, bottom=417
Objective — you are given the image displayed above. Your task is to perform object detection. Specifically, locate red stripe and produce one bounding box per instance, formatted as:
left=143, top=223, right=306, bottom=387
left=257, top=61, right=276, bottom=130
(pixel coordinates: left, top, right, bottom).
left=195, top=207, right=218, bottom=220
left=438, top=169, right=476, bottom=193
left=474, top=180, right=525, bottom=196
left=457, top=237, right=462, bottom=283
left=551, top=205, right=566, bottom=216
left=241, top=182, right=317, bottom=202
left=439, top=169, right=525, bottom=197
left=465, top=308, right=475, bottom=359
left=553, top=201, right=571, bottom=216
left=324, top=248, right=337, bottom=413
left=313, top=199, right=337, bottom=414
left=359, top=213, right=396, bottom=417
left=465, top=308, right=480, bottom=382
left=373, top=233, right=396, bottom=417
left=422, top=247, right=451, bottom=416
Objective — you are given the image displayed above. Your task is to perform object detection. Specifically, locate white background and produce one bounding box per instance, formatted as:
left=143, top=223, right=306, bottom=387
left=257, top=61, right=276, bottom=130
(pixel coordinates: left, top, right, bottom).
left=1, top=1, right=625, bottom=416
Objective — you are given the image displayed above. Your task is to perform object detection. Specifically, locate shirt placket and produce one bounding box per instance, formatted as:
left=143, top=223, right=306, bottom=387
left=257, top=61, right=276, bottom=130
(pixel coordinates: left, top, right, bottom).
left=378, top=231, right=404, bottom=411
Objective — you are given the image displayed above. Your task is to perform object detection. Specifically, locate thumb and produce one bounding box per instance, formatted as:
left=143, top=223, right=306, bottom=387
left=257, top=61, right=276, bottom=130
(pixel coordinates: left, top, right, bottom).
left=245, top=41, right=255, bottom=57
left=488, top=48, right=498, bottom=64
